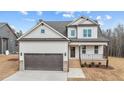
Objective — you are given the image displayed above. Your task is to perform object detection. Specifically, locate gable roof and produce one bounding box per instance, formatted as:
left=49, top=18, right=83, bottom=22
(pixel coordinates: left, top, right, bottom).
left=0, top=23, right=17, bottom=38
left=67, top=16, right=98, bottom=26
left=18, top=16, right=109, bottom=42
left=18, top=20, right=70, bottom=40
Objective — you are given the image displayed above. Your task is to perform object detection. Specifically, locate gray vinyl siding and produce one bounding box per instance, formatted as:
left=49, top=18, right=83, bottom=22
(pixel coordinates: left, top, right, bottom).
left=0, top=25, right=17, bottom=53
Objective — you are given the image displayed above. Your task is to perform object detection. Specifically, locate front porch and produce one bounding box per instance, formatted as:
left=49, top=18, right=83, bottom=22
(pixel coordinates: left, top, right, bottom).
left=69, top=42, right=109, bottom=67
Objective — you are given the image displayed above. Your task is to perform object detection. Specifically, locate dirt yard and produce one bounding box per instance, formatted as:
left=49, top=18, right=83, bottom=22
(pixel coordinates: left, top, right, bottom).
left=68, top=57, right=124, bottom=81
left=0, top=55, right=19, bottom=80
left=82, top=57, right=124, bottom=81
left=1, top=55, right=124, bottom=81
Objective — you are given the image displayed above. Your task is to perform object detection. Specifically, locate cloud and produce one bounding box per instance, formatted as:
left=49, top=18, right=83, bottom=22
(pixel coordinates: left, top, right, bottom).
left=19, top=11, right=28, bottom=15
left=37, top=11, right=43, bottom=16
left=105, top=15, right=112, bottom=20
left=10, top=25, right=16, bottom=30
left=96, top=16, right=102, bottom=20
left=55, top=11, right=62, bottom=15
left=98, top=21, right=104, bottom=26
left=89, top=16, right=92, bottom=18
left=55, top=11, right=75, bottom=18
left=23, top=18, right=35, bottom=22
left=10, top=25, right=20, bottom=32
left=96, top=16, right=104, bottom=26
left=63, top=13, right=74, bottom=18
left=86, top=11, right=91, bottom=14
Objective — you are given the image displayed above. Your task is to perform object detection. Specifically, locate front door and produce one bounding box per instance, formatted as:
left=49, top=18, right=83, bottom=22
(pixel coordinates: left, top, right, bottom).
left=70, top=47, right=75, bottom=57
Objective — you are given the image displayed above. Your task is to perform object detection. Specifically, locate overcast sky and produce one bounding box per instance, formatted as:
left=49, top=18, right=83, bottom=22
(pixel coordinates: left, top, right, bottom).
left=0, top=11, right=124, bottom=32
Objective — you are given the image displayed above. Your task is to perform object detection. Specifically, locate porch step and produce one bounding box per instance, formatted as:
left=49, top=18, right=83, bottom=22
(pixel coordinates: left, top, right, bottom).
left=69, top=59, right=81, bottom=68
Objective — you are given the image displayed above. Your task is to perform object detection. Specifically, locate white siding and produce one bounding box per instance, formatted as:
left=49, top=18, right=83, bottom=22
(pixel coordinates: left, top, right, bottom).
left=19, top=41, right=68, bottom=70
left=70, top=18, right=94, bottom=25
left=80, top=45, right=104, bottom=59
left=67, top=27, right=76, bottom=38
left=77, top=26, right=98, bottom=38
left=84, top=45, right=103, bottom=54
left=67, top=17, right=98, bottom=39
left=67, top=26, right=98, bottom=39
left=69, top=45, right=104, bottom=59
left=24, top=24, right=62, bottom=38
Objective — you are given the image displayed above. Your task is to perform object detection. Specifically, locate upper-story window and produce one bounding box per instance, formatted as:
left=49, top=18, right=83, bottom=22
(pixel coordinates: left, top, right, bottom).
left=41, top=29, right=45, bottom=33
left=71, top=30, right=75, bottom=36
left=83, top=29, right=92, bottom=37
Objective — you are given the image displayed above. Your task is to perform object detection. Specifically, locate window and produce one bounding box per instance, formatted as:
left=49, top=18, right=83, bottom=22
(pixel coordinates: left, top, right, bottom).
left=83, top=29, right=92, bottom=37
left=41, top=29, right=45, bottom=33
left=94, top=46, right=98, bottom=54
left=83, top=29, right=87, bottom=37
left=88, top=29, right=91, bottom=37
left=82, top=45, right=86, bottom=54
left=71, top=30, right=75, bottom=36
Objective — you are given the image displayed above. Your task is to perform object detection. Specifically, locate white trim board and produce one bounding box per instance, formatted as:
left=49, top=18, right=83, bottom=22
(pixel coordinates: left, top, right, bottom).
left=17, top=21, right=69, bottom=40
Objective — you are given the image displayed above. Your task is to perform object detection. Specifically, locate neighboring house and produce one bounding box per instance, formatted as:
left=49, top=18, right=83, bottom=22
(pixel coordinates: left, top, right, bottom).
left=0, top=23, right=17, bottom=54
left=18, top=16, right=109, bottom=72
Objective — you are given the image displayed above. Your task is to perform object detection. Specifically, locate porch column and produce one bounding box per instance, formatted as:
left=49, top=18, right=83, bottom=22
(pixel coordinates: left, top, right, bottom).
left=79, top=45, right=82, bottom=66
left=106, top=45, right=109, bottom=68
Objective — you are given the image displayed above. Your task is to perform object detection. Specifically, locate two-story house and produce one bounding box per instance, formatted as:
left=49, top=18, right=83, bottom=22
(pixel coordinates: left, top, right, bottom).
left=18, top=16, right=109, bottom=72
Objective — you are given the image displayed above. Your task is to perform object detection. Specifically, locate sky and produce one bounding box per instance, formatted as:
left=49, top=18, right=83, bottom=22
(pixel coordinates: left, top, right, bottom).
left=0, top=11, right=124, bottom=32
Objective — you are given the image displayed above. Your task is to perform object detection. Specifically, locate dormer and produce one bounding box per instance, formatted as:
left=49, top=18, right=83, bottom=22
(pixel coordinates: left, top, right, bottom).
left=67, top=16, right=99, bottom=39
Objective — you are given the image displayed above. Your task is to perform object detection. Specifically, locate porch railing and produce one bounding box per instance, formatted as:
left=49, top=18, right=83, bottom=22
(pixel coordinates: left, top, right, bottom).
left=81, top=54, right=106, bottom=60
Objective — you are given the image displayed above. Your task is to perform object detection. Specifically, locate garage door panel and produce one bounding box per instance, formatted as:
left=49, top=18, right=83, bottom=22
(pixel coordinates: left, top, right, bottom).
left=24, top=54, right=63, bottom=71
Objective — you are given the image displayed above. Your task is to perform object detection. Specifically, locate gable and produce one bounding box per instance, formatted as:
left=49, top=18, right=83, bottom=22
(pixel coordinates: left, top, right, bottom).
left=23, top=23, right=65, bottom=39
left=68, top=17, right=98, bottom=26
left=0, top=24, right=17, bottom=38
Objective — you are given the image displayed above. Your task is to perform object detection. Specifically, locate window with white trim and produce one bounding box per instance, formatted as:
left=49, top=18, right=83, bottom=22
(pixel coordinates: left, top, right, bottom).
left=41, top=29, right=45, bottom=33
left=83, top=29, right=92, bottom=37
left=71, top=30, right=75, bottom=36
left=94, top=46, right=98, bottom=54
left=82, top=45, right=86, bottom=54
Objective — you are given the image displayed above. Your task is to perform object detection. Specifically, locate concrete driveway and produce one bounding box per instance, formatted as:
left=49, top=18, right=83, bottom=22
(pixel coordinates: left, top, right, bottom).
left=4, top=70, right=67, bottom=81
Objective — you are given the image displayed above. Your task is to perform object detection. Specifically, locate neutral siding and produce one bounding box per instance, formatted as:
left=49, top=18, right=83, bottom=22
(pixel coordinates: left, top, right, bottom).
left=67, top=26, right=98, bottom=39
left=24, top=24, right=62, bottom=38
left=71, top=18, right=94, bottom=25
left=19, top=41, right=68, bottom=70
left=77, top=26, right=98, bottom=39
left=69, top=45, right=104, bottom=59
left=67, top=27, right=76, bottom=38
left=0, top=25, right=17, bottom=53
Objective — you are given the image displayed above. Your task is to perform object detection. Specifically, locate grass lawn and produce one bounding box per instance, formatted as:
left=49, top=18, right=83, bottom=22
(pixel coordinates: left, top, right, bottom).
left=82, top=57, right=124, bottom=80
left=0, top=55, right=19, bottom=80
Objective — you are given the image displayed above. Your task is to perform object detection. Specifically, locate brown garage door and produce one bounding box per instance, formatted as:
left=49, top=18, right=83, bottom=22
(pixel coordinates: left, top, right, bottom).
left=24, top=53, right=63, bottom=71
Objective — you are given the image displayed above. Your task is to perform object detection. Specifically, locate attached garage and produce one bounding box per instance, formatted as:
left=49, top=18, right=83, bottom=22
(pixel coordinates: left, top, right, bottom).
left=24, top=53, right=63, bottom=71
left=18, top=20, right=69, bottom=72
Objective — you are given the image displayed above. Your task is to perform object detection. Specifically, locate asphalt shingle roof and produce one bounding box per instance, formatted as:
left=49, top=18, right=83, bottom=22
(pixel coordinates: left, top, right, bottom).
left=44, top=21, right=109, bottom=42
left=45, top=21, right=71, bottom=36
